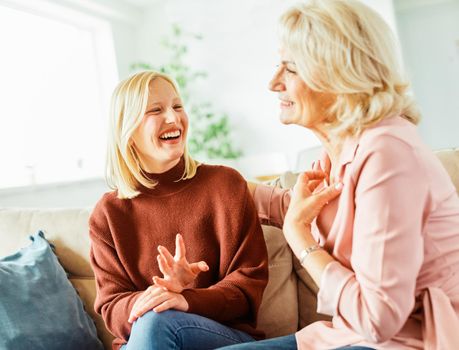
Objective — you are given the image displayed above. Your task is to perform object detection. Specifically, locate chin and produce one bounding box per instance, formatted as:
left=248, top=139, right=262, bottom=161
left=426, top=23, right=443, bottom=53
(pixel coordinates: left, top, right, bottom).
left=168, top=150, right=184, bottom=161
left=279, top=112, right=298, bottom=125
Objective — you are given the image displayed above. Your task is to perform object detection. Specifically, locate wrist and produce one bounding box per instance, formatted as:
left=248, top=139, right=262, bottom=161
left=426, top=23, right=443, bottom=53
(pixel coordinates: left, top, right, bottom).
left=180, top=293, right=189, bottom=312
left=298, top=244, right=323, bottom=265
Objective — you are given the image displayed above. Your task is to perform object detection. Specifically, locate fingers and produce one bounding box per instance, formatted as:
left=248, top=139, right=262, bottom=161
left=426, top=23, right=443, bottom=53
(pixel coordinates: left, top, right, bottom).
left=307, top=179, right=322, bottom=193
left=312, top=160, right=321, bottom=171
left=128, top=286, right=161, bottom=323
left=131, top=292, right=169, bottom=322
left=153, top=299, right=175, bottom=313
left=157, top=253, right=172, bottom=276
left=302, top=170, right=327, bottom=181
left=153, top=276, right=174, bottom=291
left=175, top=233, right=186, bottom=260
left=315, top=182, right=343, bottom=206
left=154, top=294, right=188, bottom=313
left=294, top=170, right=328, bottom=197
left=189, top=261, right=209, bottom=274
left=129, top=288, right=185, bottom=322
left=158, top=245, right=175, bottom=267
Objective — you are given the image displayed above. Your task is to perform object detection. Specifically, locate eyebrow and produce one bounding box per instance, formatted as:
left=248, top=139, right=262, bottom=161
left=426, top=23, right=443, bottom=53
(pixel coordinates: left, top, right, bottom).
left=281, top=60, right=296, bottom=66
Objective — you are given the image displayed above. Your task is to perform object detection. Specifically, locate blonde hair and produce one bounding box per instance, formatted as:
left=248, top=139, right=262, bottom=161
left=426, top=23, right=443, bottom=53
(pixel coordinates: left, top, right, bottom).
left=279, top=0, right=420, bottom=137
left=106, top=71, right=199, bottom=199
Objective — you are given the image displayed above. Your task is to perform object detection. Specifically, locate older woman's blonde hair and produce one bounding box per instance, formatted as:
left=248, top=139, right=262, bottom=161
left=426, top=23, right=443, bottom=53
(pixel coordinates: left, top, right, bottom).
left=106, top=70, right=199, bottom=199
left=279, top=0, right=420, bottom=137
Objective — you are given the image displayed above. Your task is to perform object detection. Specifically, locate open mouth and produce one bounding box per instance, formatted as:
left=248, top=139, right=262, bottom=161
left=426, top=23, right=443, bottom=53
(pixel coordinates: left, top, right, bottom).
left=280, top=99, right=294, bottom=108
left=159, top=130, right=181, bottom=142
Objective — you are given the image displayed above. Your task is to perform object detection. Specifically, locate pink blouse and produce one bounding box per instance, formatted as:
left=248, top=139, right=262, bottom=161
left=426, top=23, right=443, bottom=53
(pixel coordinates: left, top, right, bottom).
left=254, top=116, right=459, bottom=349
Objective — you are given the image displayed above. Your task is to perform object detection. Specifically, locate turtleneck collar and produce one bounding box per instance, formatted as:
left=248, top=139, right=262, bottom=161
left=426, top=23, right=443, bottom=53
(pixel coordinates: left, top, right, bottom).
left=140, top=157, right=189, bottom=196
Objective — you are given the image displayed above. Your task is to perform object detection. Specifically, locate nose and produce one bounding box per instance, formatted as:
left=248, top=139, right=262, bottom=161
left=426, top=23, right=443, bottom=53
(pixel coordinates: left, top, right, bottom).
left=165, top=108, right=180, bottom=124
left=269, top=66, right=285, bottom=92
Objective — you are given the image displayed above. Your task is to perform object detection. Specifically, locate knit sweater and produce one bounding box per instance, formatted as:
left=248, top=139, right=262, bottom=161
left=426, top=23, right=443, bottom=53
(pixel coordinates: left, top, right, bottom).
left=89, top=158, right=269, bottom=349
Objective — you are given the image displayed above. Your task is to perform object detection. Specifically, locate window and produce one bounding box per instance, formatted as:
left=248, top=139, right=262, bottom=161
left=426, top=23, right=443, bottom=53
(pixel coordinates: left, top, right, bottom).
left=0, top=1, right=118, bottom=189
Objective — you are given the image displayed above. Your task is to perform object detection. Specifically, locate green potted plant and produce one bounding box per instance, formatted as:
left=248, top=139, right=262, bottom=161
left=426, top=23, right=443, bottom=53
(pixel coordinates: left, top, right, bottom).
left=131, top=24, right=242, bottom=161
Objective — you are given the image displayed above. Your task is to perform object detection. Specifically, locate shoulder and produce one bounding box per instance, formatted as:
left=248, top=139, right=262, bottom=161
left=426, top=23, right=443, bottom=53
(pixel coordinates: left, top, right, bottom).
left=356, top=116, right=422, bottom=165
left=198, top=163, right=247, bottom=190
left=350, top=117, right=430, bottom=185
left=359, top=116, right=420, bottom=152
left=90, top=191, right=129, bottom=229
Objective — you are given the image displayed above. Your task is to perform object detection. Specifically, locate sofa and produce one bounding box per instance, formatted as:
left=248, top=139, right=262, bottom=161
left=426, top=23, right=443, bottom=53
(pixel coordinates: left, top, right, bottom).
left=1, top=148, right=458, bottom=349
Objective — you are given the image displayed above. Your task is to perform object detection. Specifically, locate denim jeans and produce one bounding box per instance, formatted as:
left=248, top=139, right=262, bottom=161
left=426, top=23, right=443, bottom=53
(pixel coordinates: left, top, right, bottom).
left=216, top=334, right=296, bottom=349
left=120, top=310, right=254, bottom=350
left=216, top=334, right=375, bottom=350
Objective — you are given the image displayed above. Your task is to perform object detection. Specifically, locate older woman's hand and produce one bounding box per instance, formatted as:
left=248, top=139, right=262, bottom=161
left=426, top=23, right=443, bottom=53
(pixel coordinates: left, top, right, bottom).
left=283, top=171, right=343, bottom=255
left=153, top=233, right=209, bottom=293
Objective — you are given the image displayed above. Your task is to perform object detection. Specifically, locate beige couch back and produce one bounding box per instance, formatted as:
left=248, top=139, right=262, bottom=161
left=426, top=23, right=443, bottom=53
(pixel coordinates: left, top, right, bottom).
left=0, top=208, right=299, bottom=349
left=1, top=147, right=458, bottom=349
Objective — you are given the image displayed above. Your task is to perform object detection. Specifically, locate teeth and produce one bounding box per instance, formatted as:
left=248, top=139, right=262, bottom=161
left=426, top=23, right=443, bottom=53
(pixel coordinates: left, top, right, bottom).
left=160, top=130, right=181, bottom=139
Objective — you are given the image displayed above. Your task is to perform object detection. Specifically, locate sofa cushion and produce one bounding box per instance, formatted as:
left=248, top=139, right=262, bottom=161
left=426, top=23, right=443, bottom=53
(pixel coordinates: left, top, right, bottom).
left=0, top=231, right=103, bottom=350
left=70, top=277, right=114, bottom=349
left=435, top=148, right=459, bottom=195
left=0, top=208, right=93, bottom=277
left=257, top=225, right=298, bottom=338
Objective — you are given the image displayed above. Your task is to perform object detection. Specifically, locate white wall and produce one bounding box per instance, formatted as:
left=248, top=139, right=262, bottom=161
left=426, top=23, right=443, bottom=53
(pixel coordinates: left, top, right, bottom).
left=134, top=0, right=397, bottom=175
left=0, top=0, right=403, bottom=207
left=0, top=179, right=108, bottom=208
left=395, top=0, right=459, bottom=150
left=48, top=0, right=143, bottom=79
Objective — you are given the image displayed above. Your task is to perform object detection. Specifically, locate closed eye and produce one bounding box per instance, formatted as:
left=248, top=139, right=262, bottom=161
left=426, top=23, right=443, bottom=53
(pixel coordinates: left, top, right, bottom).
left=173, top=105, right=183, bottom=110
left=147, top=108, right=162, bottom=115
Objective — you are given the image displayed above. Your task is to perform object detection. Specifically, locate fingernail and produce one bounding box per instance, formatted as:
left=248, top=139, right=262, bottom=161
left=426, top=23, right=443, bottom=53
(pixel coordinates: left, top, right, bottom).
left=335, top=182, right=343, bottom=190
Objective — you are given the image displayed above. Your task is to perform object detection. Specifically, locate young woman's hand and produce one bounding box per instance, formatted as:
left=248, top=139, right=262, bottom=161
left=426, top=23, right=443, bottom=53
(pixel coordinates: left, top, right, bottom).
left=153, top=233, right=209, bottom=293
left=128, top=285, right=188, bottom=323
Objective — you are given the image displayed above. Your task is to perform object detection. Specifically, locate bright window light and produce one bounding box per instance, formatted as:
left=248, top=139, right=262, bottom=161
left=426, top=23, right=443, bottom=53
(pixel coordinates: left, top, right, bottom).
left=0, top=2, right=118, bottom=189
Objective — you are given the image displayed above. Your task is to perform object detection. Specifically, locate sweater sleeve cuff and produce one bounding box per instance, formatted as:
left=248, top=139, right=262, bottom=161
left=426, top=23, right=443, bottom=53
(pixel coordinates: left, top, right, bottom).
left=182, top=287, right=227, bottom=318
left=317, top=261, right=354, bottom=316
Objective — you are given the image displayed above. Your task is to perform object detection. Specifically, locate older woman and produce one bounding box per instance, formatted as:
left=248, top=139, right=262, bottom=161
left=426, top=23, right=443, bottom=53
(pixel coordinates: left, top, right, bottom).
left=217, top=0, right=459, bottom=349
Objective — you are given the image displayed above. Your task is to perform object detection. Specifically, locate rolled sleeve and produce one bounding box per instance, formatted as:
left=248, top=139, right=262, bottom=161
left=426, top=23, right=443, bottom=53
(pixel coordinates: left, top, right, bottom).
left=317, top=261, right=354, bottom=316
left=253, top=184, right=290, bottom=228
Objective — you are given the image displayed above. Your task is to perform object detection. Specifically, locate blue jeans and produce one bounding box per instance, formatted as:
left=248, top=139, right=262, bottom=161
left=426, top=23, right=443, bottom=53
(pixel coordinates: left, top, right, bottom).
left=216, top=334, right=375, bottom=350
left=216, top=334, right=296, bottom=349
left=120, top=310, right=254, bottom=350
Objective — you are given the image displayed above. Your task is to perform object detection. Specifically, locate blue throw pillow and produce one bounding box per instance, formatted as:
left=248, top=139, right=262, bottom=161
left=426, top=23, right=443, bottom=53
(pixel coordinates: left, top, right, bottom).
left=0, top=231, right=103, bottom=350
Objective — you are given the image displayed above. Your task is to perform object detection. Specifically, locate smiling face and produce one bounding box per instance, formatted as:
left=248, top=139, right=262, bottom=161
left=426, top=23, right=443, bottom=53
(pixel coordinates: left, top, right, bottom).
left=131, top=77, right=188, bottom=174
left=269, top=48, right=335, bottom=131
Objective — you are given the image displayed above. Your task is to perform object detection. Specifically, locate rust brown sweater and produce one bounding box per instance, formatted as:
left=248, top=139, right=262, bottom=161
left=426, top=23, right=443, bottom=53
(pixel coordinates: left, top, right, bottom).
left=89, top=159, right=269, bottom=349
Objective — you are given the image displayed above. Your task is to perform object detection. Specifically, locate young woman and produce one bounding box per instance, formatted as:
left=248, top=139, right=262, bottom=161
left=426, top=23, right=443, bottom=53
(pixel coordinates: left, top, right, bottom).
left=88, top=71, right=268, bottom=350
